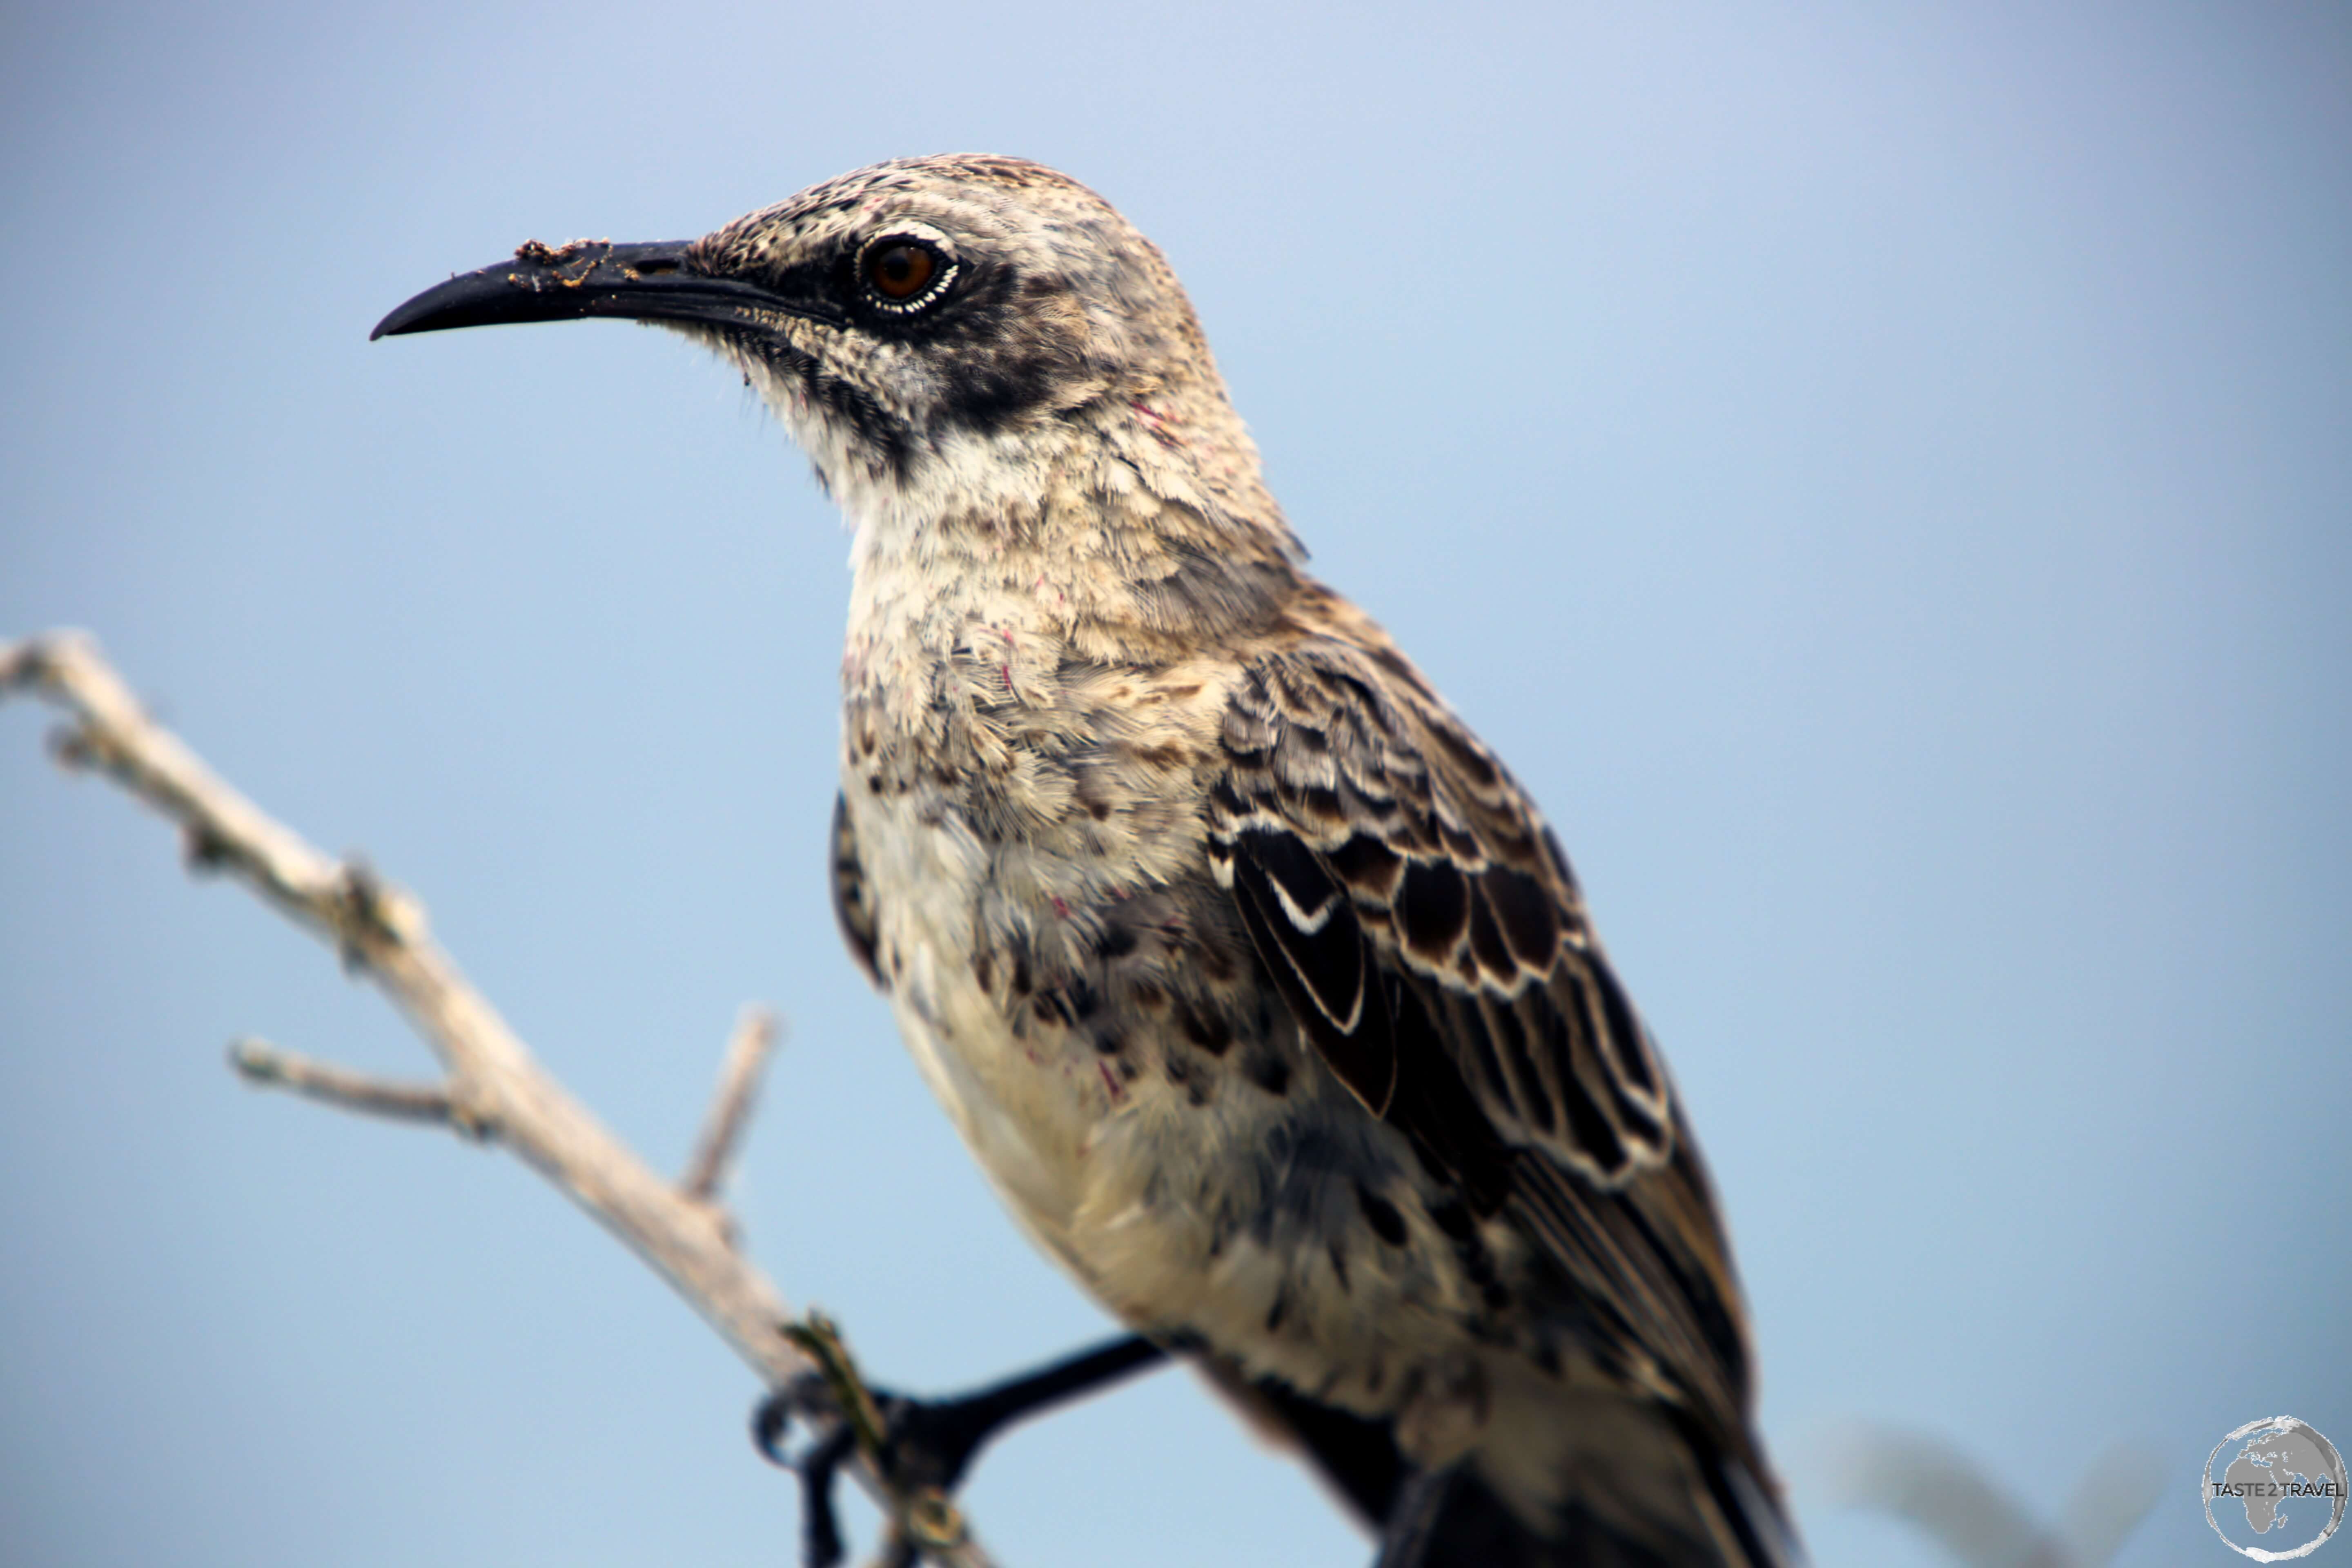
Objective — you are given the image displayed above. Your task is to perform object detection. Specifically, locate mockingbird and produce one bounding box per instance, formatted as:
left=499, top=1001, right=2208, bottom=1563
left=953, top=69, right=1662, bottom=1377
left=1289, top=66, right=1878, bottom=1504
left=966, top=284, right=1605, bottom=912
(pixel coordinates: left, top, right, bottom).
left=376, top=154, right=1801, bottom=1568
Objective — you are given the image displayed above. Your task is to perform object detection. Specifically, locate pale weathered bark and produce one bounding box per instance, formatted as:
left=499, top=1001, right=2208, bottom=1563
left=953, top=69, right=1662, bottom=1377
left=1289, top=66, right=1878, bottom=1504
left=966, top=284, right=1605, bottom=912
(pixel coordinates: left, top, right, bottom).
left=1, top=629, right=993, bottom=1568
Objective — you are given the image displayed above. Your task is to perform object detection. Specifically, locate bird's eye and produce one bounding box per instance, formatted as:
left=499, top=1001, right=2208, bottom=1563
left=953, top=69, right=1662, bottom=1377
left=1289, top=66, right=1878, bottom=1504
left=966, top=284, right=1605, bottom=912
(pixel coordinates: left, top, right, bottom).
left=864, top=241, right=940, bottom=306
left=869, top=244, right=932, bottom=297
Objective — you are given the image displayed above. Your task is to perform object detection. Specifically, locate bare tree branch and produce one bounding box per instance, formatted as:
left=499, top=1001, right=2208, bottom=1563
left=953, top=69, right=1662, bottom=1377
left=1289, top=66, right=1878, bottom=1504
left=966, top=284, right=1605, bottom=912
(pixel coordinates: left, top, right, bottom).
left=684, top=1006, right=783, bottom=1205
left=230, top=1036, right=458, bottom=1125
left=1816, top=1419, right=2165, bottom=1567
left=2, top=630, right=996, bottom=1568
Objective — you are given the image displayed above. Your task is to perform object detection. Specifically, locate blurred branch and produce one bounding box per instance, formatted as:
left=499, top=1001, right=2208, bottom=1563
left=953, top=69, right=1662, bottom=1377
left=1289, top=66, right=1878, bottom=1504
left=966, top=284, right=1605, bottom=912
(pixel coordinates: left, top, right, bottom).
left=684, top=1006, right=782, bottom=1206
left=230, top=1036, right=457, bottom=1124
left=0, top=629, right=997, bottom=1568
left=1816, top=1419, right=2164, bottom=1568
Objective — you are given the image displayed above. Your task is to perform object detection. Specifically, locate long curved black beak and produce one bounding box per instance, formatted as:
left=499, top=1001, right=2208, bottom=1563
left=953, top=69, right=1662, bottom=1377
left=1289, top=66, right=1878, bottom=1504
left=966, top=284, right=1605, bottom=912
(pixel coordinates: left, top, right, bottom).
left=371, top=238, right=840, bottom=341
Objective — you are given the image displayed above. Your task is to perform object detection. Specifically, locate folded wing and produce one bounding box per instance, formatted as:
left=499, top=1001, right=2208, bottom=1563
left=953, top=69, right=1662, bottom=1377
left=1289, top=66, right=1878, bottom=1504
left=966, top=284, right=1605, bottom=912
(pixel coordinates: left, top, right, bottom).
left=1207, top=633, right=1758, bottom=1455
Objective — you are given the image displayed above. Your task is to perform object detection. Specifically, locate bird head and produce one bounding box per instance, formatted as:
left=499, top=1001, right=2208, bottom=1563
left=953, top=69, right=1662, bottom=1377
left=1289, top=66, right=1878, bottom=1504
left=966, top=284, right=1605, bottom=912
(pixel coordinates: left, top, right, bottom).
left=374, top=155, right=1286, bottom=549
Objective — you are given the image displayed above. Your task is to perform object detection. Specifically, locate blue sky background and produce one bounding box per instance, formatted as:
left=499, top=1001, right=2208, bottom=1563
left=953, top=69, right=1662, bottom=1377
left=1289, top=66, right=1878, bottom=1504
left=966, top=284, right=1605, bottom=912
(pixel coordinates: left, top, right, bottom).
left=3, top=3, right=2345, bottom=1565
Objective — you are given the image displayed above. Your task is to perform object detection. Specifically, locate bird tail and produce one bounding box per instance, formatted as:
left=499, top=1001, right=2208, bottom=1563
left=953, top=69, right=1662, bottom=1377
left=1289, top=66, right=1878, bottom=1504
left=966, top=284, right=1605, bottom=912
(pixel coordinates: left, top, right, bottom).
left=1198, top=1353, right=1802, bottom=1566
left=1378, top=1418, right=1804, bottom=1568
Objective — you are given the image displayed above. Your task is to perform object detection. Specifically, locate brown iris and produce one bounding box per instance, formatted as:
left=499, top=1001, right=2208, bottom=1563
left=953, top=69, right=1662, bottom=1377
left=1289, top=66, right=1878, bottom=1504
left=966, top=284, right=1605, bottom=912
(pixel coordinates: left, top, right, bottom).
left=867, top=242, right=935, bottom=301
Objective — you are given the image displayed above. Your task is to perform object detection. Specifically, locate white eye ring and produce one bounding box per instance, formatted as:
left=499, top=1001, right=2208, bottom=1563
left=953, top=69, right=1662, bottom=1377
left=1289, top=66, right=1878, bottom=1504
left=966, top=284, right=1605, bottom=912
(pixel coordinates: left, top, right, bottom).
left=858, top=232, right=957, bottom=315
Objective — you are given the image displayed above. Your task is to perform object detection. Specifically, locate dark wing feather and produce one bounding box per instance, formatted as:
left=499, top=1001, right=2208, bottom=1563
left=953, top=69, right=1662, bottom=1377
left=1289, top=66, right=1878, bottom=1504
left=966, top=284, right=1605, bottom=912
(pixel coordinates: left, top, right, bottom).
left=831, top=791, right=884, bottom=989
left=1222, top=817, right=1397, bottom=1113
left=1210, top=642, right=1756, bottom=1449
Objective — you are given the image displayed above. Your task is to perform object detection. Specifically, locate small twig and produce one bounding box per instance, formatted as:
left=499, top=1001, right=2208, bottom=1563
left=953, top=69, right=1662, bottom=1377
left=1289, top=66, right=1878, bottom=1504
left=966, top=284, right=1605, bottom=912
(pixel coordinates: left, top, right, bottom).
left=5, top=633, right=427, bottom=965
left=683, top=1006, right=782, bottom=1203
left=230, top=1037, right=460, bottom=1127
left=1, top=630, right=999, bottom=1568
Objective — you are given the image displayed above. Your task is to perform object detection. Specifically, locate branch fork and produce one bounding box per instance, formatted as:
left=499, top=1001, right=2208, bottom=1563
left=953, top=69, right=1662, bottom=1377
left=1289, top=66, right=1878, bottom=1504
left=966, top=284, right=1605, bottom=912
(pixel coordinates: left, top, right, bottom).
left=2, top=630, right=995, bottom=1568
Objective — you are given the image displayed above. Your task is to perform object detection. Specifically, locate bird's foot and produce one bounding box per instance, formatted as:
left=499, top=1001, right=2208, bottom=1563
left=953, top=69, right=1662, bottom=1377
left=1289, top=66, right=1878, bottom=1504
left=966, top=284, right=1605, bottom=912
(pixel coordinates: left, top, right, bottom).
left=754, top=1317, right=1168, bottom=1567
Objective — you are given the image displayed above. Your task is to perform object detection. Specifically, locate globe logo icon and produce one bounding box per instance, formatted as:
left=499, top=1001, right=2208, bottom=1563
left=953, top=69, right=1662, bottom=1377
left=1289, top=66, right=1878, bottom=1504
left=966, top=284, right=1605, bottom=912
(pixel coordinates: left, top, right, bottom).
left=2205, top=1417, right=2347, bottom=1561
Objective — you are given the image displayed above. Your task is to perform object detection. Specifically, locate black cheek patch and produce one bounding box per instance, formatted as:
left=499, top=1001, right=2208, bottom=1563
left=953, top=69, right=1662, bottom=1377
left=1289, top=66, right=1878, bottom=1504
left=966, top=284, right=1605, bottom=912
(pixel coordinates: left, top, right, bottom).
left=940, top=350, right=1062, bottom=432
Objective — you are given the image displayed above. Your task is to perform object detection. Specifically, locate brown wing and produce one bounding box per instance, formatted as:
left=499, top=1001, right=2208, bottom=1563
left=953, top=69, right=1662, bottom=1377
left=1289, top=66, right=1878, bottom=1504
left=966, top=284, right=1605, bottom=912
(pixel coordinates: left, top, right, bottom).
left=1207, top=636, right=1758, bottom=1449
